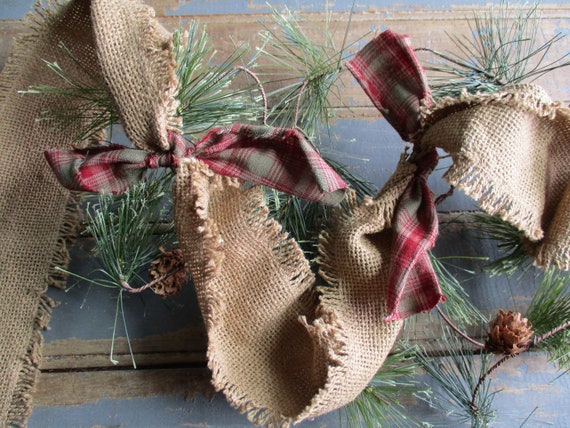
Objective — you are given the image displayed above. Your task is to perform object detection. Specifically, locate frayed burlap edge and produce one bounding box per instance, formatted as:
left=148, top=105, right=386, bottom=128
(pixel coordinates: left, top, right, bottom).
left=420, top=84, right=564, bottom=243
left=0, top=2, right=85, bottom=425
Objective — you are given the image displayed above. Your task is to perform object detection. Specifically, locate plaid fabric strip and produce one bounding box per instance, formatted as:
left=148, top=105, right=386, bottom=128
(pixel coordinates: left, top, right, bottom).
left=45, top=127, right=347, bottom=204
left=194, top=124, right=347, bottom=205
left=347, top=30, right=442, bottom=321
left=45, top=143, right=155, bottom=194
left=346, top=30, right=430, bottom=140
left=385, top=149, right=444, bottom=321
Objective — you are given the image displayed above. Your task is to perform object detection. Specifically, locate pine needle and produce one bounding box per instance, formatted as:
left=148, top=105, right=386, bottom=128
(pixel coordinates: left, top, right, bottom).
left=19, top=42, right=120, bottom=141
left=173, top=22, right=262, bottom=135
left=420, top=1, right=570, bottom=99
left=340, top=347, right=429, bottom=427
left=526, top=269, right=570, bottom=370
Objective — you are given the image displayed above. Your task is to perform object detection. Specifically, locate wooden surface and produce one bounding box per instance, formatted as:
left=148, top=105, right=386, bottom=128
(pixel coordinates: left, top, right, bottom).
left=1, top=0, right=569, bottom=426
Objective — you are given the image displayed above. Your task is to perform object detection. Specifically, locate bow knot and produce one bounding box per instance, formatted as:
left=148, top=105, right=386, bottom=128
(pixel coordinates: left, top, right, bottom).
left=45, top=125, right=348, bottom=205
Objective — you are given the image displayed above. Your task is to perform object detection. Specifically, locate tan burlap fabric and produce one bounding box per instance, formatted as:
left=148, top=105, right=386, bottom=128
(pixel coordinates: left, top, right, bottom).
left=174, top=157, right=410, bottom=425
left=420, top=84, right=570, bottom=270
left=0, top=0, right=177, bottom=425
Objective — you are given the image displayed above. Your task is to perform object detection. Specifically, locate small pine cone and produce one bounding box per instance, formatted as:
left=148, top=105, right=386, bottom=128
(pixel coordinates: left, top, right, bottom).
left=149, top=247, right=189, bottom=297
left=485, top=309, right=534, bottom=355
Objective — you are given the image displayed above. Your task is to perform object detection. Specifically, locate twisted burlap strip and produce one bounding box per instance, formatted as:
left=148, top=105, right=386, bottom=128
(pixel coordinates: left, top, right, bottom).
left=0, top=0, right=177, bottom=425
left=174, top=157, right=408, bottom=425
left=420, top=84, right=570, bottom=270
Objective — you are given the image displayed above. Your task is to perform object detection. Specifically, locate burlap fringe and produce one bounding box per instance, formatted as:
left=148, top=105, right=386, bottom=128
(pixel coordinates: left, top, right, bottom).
left=47, top=193, right=82, bottom=289
left=420, top=83, right=559, bottom=129
left=6, top=294, right=58, bottom=428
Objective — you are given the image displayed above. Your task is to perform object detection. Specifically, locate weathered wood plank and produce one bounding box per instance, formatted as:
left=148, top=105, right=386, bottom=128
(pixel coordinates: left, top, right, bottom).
left=2, top=7, right=569, bottom=103
left=34, top=368, right=215, bottom=407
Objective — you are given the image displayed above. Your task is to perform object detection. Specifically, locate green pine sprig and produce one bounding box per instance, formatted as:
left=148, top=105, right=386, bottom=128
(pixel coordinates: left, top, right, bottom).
left=420, top=1, right=570, bottom=99
left=173, top=21, right=262, bottom=135
left=256, top=5, right=357, bottom=137
left=526, top=269, right=570, bottom=370
left=431, top=253, right=488, bottom=327
left=58, top=172, right=176, bottom=367
left=472, top=212, right=532, bottom=277
left=19, top=41, right=120, bottom=141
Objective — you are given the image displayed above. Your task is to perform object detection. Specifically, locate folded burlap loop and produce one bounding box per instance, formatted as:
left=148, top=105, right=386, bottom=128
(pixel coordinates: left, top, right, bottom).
left=0, top=1, right=179, bottom=424
left=420, top=84, right=570, bottom=270
left=90, top=0, right=180, bottom=151
left=174, top=157, right=406, bottom=425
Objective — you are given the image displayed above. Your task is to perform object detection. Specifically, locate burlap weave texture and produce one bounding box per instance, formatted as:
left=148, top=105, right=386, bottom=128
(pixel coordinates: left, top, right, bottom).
left=420, top=84, right=570, bottom=270
left=174, top=158, right=409, bottom=425
left=0, top=0, right=177, bottom=425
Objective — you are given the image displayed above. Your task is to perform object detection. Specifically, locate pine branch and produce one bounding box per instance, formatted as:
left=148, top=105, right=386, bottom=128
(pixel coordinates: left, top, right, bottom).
left=174, top=21, right=262, bottom=135
left=419, top=1, right=570, bottom=99
left=340, top=347, right=428, bottom=427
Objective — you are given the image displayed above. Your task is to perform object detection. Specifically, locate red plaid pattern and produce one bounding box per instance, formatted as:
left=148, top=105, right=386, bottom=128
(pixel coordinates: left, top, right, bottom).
left=346, top=30, right=430, bottom=140
left=385, top=149, right=444, bottom=321
left=348, top=30, right=443, bottom=321
left=194, top=124, right=347, bottom=205
left=45, top=127, right=347, bottom=205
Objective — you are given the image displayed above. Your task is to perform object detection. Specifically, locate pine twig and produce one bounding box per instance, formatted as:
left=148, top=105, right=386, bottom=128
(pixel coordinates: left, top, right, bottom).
left=471, top=353, right=515, bottom=411
left=436, top=306, right=485, bottom=349
left=534, top=321, right=570, bottom=347
left=470, top=320, right=570, bottom=409
left=120, top=265, right=187, bottom=294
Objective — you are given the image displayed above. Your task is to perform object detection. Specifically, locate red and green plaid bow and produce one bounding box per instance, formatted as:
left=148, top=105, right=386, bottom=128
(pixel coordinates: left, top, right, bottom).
left=347, top=30, right=444, bottom=320
left=45, top=125, right=347, bottom=205
left=346, top=30, right=430, bottom=141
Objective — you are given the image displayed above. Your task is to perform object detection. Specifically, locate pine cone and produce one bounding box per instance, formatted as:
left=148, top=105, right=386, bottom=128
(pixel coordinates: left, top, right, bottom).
left=485, top=309, right=534, bottom=355
left=149, top=247, right=189, bottom=297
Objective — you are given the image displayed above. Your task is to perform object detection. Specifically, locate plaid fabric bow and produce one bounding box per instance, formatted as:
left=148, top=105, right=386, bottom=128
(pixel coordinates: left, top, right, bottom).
left=45, top=125, right=347, bottom=205
left=346, top=30, right=430, bottom=141
left=347, top=30, right=444, bottom=320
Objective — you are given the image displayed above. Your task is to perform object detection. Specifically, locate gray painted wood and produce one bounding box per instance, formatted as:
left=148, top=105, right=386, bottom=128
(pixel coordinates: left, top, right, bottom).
left=1, top=0, right=568, bottom=426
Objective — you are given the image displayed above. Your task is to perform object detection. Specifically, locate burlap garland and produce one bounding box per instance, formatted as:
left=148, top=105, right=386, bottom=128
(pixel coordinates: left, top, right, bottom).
left=4, top=1, right=569, bottom=426
left=174, top=157, right=409, bottom=425
left=0, top=0, right=177, bottom=425
left=419, top=84, right=570, bottom=270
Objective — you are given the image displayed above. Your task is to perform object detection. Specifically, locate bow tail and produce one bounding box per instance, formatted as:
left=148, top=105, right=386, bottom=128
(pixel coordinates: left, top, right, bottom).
left=385, top=153, right=444, bottom=321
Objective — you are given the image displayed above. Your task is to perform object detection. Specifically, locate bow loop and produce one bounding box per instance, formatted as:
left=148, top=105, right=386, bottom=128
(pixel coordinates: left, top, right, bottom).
left=346, top=30, right=430, bottom=140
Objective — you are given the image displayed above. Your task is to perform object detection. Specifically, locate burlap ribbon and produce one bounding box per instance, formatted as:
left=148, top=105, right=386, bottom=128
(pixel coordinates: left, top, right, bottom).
left=420, top=84, right=570, bottom=270
left=0, top=0, right=180, bottom=425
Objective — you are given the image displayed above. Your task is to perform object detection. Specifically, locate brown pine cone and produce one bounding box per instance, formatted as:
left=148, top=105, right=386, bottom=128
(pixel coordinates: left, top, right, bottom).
left=485, top=309, right=534, bottom=355
left=149, top=247, right=189, bottom=297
